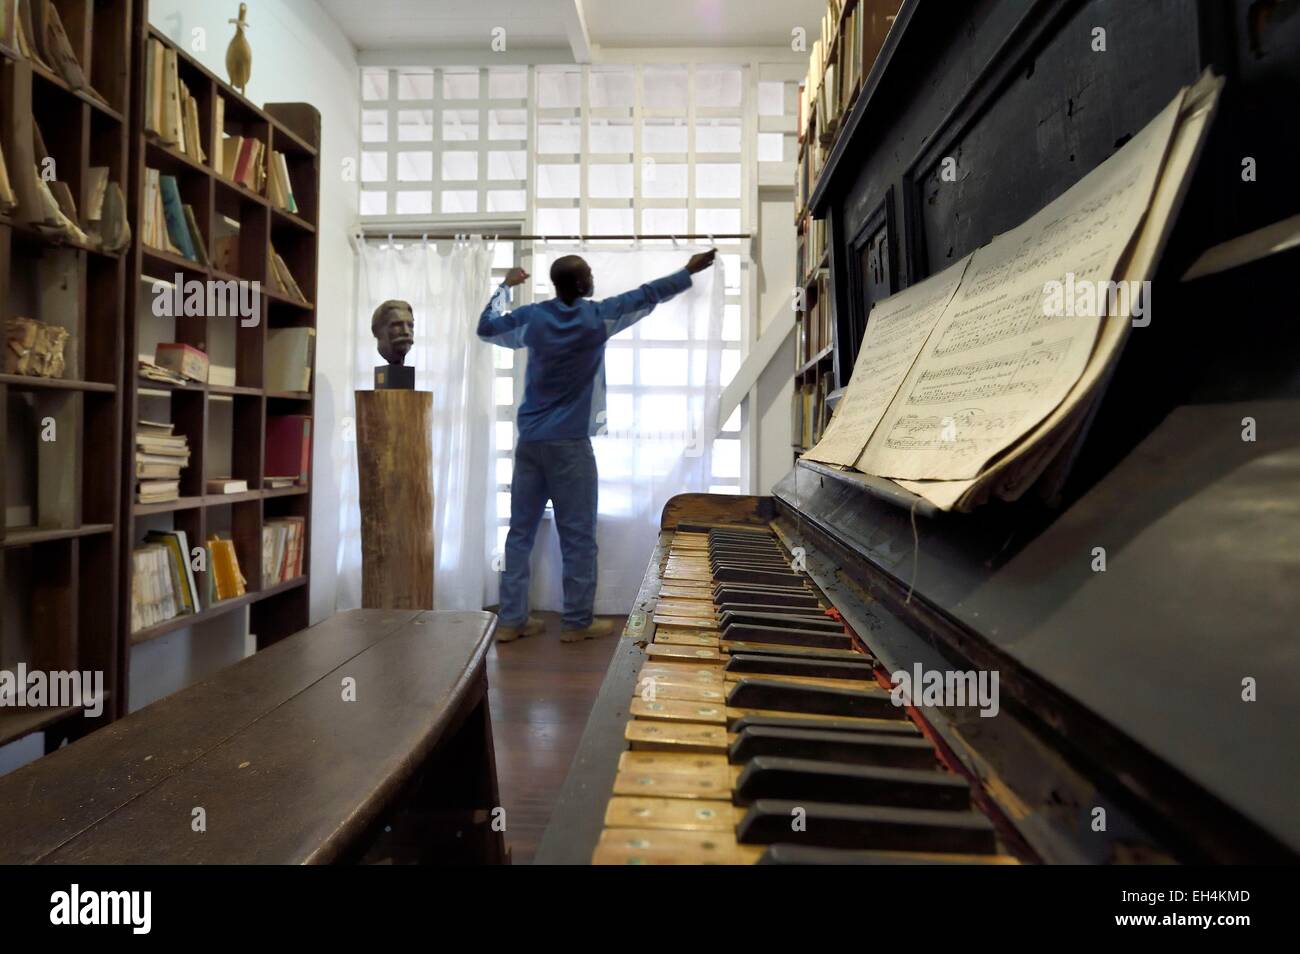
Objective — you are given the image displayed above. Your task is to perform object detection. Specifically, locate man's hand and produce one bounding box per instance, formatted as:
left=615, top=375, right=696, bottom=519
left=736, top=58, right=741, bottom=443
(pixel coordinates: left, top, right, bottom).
left=686, top=249, right=717, bottom=274
left=504, top=267, right=530, bottom=287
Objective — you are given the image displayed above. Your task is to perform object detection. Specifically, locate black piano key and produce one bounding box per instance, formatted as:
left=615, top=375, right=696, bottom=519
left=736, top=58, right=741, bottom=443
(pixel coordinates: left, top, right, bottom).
left=729, top=727, right=937, bottom=769
left=711, top=558, right=792, bottom=572
left=721, top=623, right=852, bottom=650
left=726, top=679, right=904, bottom=720
left=713, top=588, right=817, bottom=608
left=729, top=714, right=921, bottom=737
left=733, top=756, right=970, bottom=810
left=737, top=800, right=997, bottom=854
left=725, top=643, right=866, bottom=662
left=725, top=653, right=876, bottom=680
left=716, top=602, right=825, bottom=618
left=757, top=845, right=1002, bottom=865
left=714, top=567, right=806, bottom=586
left=719, top=610, right=840, bottom=632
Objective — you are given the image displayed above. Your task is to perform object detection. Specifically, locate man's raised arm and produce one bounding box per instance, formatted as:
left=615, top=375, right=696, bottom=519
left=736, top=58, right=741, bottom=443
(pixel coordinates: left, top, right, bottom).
left=598, top=249, right=716, bottom=338
left=477, top=266, right=532, bottom=348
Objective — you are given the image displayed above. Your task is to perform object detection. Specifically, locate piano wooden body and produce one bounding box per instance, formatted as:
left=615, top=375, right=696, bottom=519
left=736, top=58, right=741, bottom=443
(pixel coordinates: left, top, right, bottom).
left=536, top=0, right=1300, bottom=865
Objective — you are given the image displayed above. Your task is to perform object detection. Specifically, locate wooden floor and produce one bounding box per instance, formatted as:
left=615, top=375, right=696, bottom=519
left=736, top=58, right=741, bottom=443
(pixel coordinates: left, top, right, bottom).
left=485, top=612, right=620, bottom=865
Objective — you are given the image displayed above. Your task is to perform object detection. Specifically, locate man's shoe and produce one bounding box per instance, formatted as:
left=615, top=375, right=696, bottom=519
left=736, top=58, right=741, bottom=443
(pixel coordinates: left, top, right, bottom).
left=496, top=616, right=544, bottom=643
left=560, top=618, right=618, bottom=643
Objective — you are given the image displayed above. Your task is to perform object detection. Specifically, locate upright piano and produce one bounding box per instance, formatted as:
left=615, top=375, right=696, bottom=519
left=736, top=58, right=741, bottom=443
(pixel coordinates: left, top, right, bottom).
left=536, top=0, right=1300, bottom=865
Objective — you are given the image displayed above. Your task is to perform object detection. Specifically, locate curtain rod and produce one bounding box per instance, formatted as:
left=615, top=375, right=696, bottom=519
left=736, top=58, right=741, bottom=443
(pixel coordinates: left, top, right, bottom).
left=356, top=231, right=750, bottom=241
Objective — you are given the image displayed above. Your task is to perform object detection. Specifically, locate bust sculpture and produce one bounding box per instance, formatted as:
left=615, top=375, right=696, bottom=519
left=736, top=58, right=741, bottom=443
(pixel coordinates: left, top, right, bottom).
left=371, top=299, right=415, bottom=388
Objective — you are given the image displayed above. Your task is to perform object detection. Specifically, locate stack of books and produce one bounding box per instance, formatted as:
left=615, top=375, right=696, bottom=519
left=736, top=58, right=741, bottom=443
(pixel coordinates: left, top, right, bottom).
left=10, top=0, right=108, bottom=104
left=262, top=517, right=306, bottom=586
left=267, top=150, right=298, bottom=213
left=138, top=356, right=189, bottom=386
left=267, top=242, right=309, bottom=303
left=136, top=419, right=190, bottom=504
left=142, top=167, right=208, bottom=264
left=143, top=36, right=207, bottom=164
left=220, top=134, right=266, bottom=193
left=130, top=529, right=201, bottom=633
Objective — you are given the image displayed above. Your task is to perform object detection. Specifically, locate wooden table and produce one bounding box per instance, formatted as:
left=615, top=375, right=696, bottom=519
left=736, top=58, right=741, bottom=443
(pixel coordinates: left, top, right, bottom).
left=0, top=610, right=506, bottom=864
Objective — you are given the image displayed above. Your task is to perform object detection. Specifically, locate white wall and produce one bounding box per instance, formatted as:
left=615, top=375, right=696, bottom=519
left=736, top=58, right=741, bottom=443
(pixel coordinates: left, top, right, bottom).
left=129, top=0, right=360, bottom=709
left=753, top=191, right=796, bottom=494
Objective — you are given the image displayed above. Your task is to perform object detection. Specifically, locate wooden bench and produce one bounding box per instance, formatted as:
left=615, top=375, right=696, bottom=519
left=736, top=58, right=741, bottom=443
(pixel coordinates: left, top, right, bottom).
left=0, top=609, right=505, bottom=864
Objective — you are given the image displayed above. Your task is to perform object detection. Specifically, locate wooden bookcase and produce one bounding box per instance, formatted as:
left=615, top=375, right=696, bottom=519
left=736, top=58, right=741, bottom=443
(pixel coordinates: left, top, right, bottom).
left=0, top=0, right=132, bottom=746
left=118, top=5, right=319, bottom=688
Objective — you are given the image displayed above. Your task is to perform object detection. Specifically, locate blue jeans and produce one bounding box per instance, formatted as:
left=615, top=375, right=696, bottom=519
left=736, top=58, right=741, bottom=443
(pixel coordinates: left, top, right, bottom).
left=499, top=438, right=598, bottom=629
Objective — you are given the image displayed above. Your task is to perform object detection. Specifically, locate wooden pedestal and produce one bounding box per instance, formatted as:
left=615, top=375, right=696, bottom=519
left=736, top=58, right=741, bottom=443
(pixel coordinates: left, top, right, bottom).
left=355, top=390, right=435, bottom=609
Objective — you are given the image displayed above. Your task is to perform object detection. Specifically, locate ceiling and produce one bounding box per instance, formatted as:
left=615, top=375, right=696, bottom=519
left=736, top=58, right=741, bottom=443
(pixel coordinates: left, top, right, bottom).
left=317, top=0, right=827, bottom=56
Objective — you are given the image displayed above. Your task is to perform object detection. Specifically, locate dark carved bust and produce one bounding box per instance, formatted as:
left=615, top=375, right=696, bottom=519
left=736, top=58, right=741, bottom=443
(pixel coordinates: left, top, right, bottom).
left=371, top=299, right=415, bottom=366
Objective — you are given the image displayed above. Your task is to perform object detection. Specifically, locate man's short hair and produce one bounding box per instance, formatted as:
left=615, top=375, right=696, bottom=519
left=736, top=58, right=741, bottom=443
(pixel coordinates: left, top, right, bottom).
left=371, top=299, right=412, bottom=337
left=550, top=255, right=587, bottom=289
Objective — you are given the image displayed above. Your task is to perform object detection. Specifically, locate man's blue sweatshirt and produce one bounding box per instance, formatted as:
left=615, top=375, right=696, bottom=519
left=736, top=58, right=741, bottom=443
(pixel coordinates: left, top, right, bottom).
left=477, top=269, right=693, bottom=443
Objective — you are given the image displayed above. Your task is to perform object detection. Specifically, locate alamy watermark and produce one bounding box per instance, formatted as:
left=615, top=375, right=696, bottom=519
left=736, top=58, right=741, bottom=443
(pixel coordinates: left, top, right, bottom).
left=890, top=663, right=999, bottom=718
left=1042, top=272, right=1150, bottom=327
left=151, top=272, right=261, bottom=327
left=0, top=664, right=104, bottom=718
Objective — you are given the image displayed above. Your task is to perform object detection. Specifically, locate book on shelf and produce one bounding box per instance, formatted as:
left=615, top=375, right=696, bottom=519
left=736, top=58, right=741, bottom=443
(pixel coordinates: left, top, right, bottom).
left=144, top=529, right=202, bottom=617
left=154, top=341, right=209, bottom=383
left=208, top=364, right=236, bottom=387
left=135, top=417, right=189, bottom=502
left=138, top=356, right=189, bottom=386
left=267, top=242, right=309, bottom=303
left=265, top=327, right=315, bottom=392
left=211, top=215, right=240, bottom=273
left=262, top=516, right=305, bottom=586
left=208, top=535, right=247, bottom=602
left=0, top=138, right=15, bottom=214
left=265, top=415, right=311, bottom=485
left=220, top=135, right=265, bottom=193
left=206, top=478, right=248, bottom=495
left=143, top=37, right=209, bottom=164
left=130, top=542, right=182, bottom=633
left=267, top=150, right=298, bottom=213
left=143, top=169, right=205, bottom=263
left=264, top=476, right=297, bottom=490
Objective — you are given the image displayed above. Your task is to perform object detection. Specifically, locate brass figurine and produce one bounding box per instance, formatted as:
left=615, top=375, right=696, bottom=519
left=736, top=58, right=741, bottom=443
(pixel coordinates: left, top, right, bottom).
left=226, top=3, right=252, bottom=95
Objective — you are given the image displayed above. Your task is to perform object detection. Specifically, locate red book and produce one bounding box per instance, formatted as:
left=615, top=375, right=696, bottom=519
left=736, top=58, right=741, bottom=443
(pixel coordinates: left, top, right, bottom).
left=265, top=415, right=311, bottom=484
left=233, top=137, right=257, bottom=187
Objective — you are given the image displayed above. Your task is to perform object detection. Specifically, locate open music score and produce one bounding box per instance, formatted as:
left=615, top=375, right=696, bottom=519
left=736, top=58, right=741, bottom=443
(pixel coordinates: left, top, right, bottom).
left=593, top=524, right=1021, bottom=865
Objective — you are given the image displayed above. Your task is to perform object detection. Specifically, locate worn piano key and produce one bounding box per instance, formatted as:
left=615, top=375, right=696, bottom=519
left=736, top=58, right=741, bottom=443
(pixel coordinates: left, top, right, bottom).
left=710, top=553, right=790, bottom=567
left=736, top=800, right=997, bottom=854
left=605, top=797, right=743, bottom=832
left=719, top=610, right=840, bottom=632
left=724, top=672, right=875, bottom=691
left=757, top=845, right=1017, bottom=865
left=645, top=643, right=725, bottom=664
left=714, top=590, right=818, bottom=610
left=652, top=629, right=720, bottom=647
left=618, top=750, right=729, bottom=774
left=733, top=757, right=970, bottom=809
left=720, top=624, right=852, bottom=650
left=728, top=727, right=938, bottom=769
left=640, top=681, right=728, bottom=703
left=658, top=585, right=714, bottom=600
left=722, top=641, right=865, bottom=662
left=637, top=663, right=724, bottom=684
left=612, top=768, right=733, bottom=800
left=725, top=653, right=876, bottom=680
left=726, top=679, right=905, bottom=720
left=630, top=697, right=728, bottom=724
left=713, top=566, right=807, bottom=586
left=717, top=601, right=827, bottom=618
left=593, top=827, right=762, bottom=865
left=725, top=708, right=908, bottom=730
left=729, top=714, right=922, bottom=737
left=652, top=600, right=716, bottom=618
left=624, top=720, right=730, bottom=753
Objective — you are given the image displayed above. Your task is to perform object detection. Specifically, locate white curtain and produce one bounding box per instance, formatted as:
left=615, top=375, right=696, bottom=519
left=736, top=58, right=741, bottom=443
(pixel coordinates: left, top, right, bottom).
left=522, top=244, right=725, bottom=616
left=338, top=237, right=498, bottom=611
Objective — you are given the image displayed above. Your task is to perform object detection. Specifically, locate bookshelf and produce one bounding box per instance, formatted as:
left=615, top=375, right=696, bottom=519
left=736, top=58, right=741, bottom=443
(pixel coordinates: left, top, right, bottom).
left=792, top=0, right=901, bottom=458
left=119, top=6, right=319, bottom=668
left=0, top=0, right=132, bottom=744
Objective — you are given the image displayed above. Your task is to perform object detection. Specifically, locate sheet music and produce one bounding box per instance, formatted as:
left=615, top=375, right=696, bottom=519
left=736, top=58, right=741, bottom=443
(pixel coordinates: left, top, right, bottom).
left=856, top=88, right=1186, bottom=481
left=802, top=254, right=971, bottom=467
left=895, top=72, right=1222, bottom=508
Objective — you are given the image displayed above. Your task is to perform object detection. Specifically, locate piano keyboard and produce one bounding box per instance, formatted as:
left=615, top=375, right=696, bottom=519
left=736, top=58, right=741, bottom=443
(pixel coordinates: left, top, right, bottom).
left=594, top=524, right=1020, bottom=865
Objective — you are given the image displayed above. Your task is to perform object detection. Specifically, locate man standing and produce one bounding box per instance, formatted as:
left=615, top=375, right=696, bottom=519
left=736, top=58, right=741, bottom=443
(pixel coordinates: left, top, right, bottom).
left=478, top=249, right=717, bottom=643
